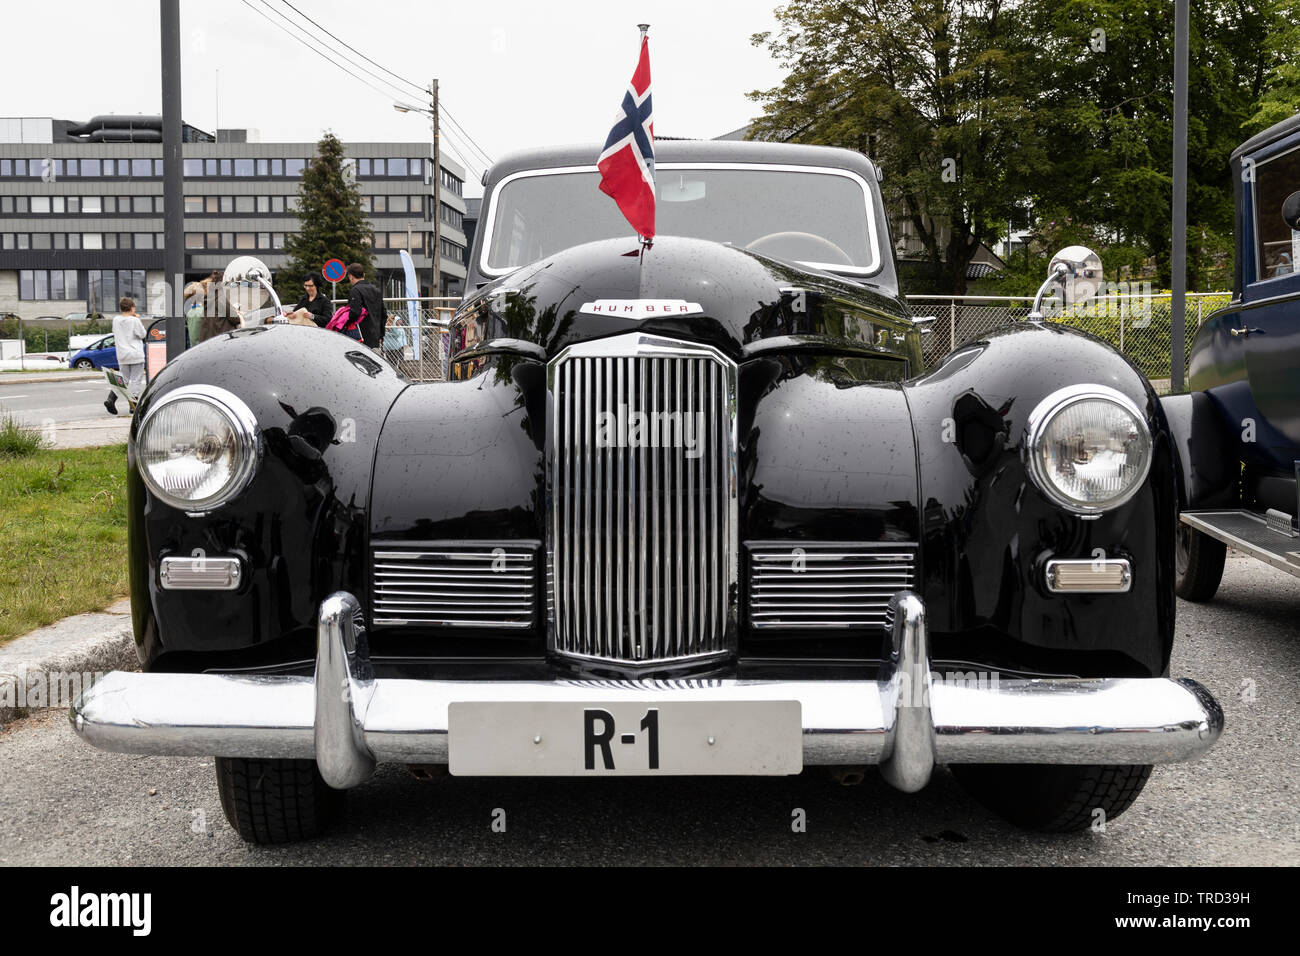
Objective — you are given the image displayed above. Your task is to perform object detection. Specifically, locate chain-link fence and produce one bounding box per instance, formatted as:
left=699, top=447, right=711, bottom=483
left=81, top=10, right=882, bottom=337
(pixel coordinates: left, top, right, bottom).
left=907, top=292, right=1233, bottom=389
left=329, top=297, right=456, bottom=382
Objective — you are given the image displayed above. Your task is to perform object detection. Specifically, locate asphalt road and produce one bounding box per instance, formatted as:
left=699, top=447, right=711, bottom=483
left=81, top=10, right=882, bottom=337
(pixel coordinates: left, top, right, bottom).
left=0, top=376, right=130, bottom=446
left=0, top=553, right=1296, bottom=866
left=0, top=376, right=118, bottom=426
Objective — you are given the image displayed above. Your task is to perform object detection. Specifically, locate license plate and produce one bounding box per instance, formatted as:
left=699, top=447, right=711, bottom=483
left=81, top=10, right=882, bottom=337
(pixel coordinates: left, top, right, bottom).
left=448, top=701, right=802, bottom=776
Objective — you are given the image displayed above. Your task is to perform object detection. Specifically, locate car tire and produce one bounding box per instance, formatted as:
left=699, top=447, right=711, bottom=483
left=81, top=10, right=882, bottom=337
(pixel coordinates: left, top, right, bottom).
left=74, top=359, right=94, bottom=369
left=215, top=757, right=340, bottom=844
left=1175, top=523, right=1226, bottom=602
left=951, top=763, right=1153, bottom=833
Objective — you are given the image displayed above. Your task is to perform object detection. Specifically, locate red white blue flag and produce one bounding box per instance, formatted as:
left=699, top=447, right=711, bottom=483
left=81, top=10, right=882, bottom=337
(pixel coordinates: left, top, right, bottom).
left=598, top=31, right=655, bottom=239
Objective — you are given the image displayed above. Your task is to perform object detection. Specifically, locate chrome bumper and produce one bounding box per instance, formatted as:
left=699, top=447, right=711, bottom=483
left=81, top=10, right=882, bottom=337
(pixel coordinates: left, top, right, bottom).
left=70, top=591, right=1223, bottom=791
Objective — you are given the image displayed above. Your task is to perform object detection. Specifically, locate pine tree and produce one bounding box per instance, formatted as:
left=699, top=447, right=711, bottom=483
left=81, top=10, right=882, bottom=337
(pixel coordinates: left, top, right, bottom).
left=275, top=131, right=373, bottom=303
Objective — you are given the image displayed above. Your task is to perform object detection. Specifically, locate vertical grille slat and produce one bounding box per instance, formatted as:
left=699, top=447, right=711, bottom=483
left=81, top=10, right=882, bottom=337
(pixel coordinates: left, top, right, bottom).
left=550, top=336, right=735, bottom=667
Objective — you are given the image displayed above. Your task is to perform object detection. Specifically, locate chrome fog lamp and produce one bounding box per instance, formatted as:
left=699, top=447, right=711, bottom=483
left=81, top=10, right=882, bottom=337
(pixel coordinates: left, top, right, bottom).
left=136, top=385, right=260, bottom=512
left=1025, top=384, right=1152, bottom=515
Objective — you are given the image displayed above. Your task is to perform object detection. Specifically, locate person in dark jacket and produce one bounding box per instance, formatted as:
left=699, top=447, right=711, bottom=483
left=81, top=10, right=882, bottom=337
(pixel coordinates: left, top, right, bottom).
left=345, top=262, right=386, bottom=349
left=290, top=274, right=333, bottom=328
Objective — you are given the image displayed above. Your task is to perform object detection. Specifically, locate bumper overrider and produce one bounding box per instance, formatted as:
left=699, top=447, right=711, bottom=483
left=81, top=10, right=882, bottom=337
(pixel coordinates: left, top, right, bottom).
left=69, top=592, right=1223, bottom=790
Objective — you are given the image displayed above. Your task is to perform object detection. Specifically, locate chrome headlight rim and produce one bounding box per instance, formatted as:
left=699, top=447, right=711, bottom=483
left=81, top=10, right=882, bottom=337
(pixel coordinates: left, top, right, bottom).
left=1024, top=383, right=1152, bottom=516
left=136, top=384, right=261, bottom=515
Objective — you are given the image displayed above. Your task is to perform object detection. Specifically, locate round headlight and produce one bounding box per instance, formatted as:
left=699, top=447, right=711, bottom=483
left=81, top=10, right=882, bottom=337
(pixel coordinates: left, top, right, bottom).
left=136, top=385, right=259, bottom=512
left=1025, top=384, right=1152, bottom=514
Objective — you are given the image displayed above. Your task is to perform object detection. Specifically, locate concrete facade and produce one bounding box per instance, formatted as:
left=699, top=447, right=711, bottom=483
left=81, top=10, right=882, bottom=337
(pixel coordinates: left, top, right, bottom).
left=0, top=122, right=468, bottom=321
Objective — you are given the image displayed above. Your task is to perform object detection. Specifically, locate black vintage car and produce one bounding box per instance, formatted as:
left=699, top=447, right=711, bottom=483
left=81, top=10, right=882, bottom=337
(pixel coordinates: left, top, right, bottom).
left=1166, top=112, right=1300, bottom=599
left=71, top=140, right=1222, bottom=843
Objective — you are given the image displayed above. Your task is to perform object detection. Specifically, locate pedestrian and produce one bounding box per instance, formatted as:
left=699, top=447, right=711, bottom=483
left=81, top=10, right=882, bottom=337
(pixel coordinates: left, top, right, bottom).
left=345, top=262, right=386, bottom=349
left=110, top=296, right=147, bottom=408
left=199, top=271, right=239, bottom=342
left=183, top=281, right=205, bottom=347
left=288, top=274, right=333, bottom=328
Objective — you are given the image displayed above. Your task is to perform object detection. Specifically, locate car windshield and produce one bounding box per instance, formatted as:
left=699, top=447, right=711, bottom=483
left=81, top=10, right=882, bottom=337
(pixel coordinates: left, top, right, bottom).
left=483, top=165, right=878, bottom=275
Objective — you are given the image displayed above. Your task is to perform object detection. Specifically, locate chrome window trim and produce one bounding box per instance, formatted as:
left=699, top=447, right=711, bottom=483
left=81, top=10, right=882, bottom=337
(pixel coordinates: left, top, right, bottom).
left=136, top=384, right=261, bottom=516
left=1247, top=140, right=1300, bottom=287
left=1023, top=383, right=1152, bottom=516
left=478, top=162, right=883, bottom=279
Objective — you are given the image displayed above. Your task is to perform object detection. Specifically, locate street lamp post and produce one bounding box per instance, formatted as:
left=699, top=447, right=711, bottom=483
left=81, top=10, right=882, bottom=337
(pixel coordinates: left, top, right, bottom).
left=394, top=80, right=440, bottom=297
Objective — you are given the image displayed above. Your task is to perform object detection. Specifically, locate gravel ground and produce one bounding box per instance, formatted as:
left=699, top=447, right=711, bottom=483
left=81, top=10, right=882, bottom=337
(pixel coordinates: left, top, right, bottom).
left=0, top=553, right=1295, bottom=866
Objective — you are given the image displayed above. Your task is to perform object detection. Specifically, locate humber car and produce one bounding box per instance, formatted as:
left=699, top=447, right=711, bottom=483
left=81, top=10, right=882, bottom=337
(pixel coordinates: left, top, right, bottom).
left=70, top=139, right=1223, bottom=843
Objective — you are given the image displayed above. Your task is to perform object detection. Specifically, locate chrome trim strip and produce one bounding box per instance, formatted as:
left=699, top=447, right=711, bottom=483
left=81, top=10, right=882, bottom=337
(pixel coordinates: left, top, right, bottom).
left=159, top=555, right=242, bottom=591
left=455, top=338, right=548, bottom=362
left=479, top=162, right=883, bottom=279
left=69, top=590, right=1225, bottom=785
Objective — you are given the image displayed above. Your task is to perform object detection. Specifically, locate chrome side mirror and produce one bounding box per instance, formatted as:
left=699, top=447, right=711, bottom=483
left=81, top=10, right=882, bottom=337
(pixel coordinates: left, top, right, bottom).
left=223, top=256, right=285, bottom=324
left=1029, top=245, right=1103, bottom=322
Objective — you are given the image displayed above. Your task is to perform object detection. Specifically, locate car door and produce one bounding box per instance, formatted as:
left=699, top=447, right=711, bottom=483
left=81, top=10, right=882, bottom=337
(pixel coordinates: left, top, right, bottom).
left=1235, top=136, right=1300, bottom=474
left=94, top=336, right=117, bottom=369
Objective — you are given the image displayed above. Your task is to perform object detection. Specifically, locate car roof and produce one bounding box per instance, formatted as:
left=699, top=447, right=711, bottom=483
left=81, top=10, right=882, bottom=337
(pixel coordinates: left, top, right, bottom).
left=483, top=139, right=880, bottom=187
left=1231, top=112, right=1300, bottom=162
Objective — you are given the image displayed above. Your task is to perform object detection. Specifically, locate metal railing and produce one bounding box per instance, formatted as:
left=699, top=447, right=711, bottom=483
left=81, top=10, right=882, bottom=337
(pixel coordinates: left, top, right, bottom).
left=331, top=296, right=457, bottom=382
left=906, top=292, right=1232, bottom=387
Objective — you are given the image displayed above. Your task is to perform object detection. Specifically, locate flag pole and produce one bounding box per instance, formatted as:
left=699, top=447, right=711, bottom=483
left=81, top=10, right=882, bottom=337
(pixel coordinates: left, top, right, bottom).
left=638, top=23, right=651, bottom=249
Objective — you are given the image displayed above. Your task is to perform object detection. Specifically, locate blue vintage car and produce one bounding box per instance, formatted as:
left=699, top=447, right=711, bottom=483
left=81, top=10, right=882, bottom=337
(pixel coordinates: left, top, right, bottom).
left=1166, top=111, right=1300, bottom=598
left=69, top=334, right=118, bottom=371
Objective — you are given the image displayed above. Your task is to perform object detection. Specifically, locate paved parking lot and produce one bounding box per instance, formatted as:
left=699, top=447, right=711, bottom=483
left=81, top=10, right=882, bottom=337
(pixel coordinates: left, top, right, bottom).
left=0, top=553, right=1295, bottom=866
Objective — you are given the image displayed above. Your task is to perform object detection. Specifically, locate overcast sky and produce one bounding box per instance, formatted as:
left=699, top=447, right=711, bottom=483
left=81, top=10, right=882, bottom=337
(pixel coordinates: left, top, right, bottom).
left=7, top=0, right=786, bottom=195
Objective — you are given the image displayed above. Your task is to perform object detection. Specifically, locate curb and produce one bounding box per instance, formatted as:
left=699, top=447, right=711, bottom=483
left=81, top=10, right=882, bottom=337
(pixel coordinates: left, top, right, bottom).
left=0, top=600, right=137, bottom=726
left=0, top=372, right=101, bottom=386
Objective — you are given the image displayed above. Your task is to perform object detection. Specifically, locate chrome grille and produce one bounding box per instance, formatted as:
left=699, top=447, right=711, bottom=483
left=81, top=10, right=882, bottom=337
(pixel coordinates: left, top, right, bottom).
left=372, top=542, right=539, bottom=628
left=747, top=542, right=916, bottom=629
left=549, top=333, right=737, bottom=666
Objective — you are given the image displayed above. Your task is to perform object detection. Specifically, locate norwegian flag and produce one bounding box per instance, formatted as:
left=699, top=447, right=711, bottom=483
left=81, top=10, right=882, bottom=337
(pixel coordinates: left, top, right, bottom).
left=598, top=31, right=655, bottom=239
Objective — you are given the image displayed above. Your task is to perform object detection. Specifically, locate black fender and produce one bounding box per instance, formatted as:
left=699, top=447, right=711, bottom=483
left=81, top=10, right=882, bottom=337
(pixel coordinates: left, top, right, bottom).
left=902, top=323, right=1177, bottom=678
left=1159, top=391, right=1240, bottom=510
left=128, top=325, right=408, bottom=671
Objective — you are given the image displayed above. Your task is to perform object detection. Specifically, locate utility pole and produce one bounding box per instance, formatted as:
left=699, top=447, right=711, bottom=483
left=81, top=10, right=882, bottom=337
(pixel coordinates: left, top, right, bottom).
left=161, top=0, right=186, bottom=358
left=1171, top=0, right=1189, bottom=392
left=431, top=78, right=441, bottom=298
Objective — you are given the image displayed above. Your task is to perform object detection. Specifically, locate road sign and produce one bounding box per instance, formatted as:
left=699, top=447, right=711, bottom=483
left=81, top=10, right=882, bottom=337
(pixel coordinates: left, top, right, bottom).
left=323, top=259, right=346, bottom=283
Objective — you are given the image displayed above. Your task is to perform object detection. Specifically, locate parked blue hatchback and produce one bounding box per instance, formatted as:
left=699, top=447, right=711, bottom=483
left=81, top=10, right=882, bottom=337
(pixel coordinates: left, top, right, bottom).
left=69, top=335, right=118, bottom=371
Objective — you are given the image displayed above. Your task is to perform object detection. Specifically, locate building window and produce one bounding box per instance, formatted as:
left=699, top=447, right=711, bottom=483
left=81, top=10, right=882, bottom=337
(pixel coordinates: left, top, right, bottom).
left=88, top=269, right=147, bottom=312
left=389, top=158, right=408, bottom=177
left=16, top=233, right=29, bottom=249
left=117, top=195, right=131, bottom=211
left=134, top=233, right=154, bottom=249
left=66, top=197, right=80, bottom=214
left=30, top=196, right=50, bottom=214
left=0, top=160, right=10, bottom=176
left=219, top=159, right=232, bottom=176
left=235, top=195, right=255, bottom=214
left=285, top=158, right=305, bottom=177
left=68, top=233, right=80, bottom=249
left=371, top=233, right=386, bottom=249
left=441, top=203, right=462, bottom=229
left=81, top=196, right=100, bottom=213
left=358, top=158, right=371, bottom=177
left=409, top=231, right=423, bottom=250
left=102, top=197, right=116, bottom=214
left=272, top=232, right=285, bottom=249
left=221, top=232, right=233, bottom=248
left=132, top=158, right=152, bottom=177
left=183, top=158, right=203, bottom=177
left=271, top=158, right=284, bottom=176
left=14, top=197, right=27, bottom=213
left=234, top=159, right=254, bottom=176
left=256, top=159, right=269, bottom=176
left=372, top=195, right=387, bottom=213
left=256, top=232, right=270, bottom=248
left=256, top=195, right=269, bottom=213
left=205, top=232, right=219, bottom=248
left=133, top=196, right=152, bottom=214
left=0, top=196, right=10, bottom=214
left=184, top=196, right=203, bottom=214
left=18, top=269, right=80, bottom=300
left=359, top=196, right=370, bottom=212
left=14, top=159, right=28, bottom=176
left=31, top=233, right=51, bottom=250
left=236, top=232, right=254, bottom=249
left=53, top=233, right=66, bottom=249
left=286, top=195, right=299, bottom=212
left=271, top=195, right=285, bottom=213
left=83, top=233, right=102, bottom=249
left=204, top=159, right=218, bottom=176
left=1, top=234, right=12, bottom=249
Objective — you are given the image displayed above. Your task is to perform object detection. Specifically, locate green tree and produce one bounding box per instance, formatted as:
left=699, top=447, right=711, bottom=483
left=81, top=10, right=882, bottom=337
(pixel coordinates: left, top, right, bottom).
left=749, top=0, right=1049, bottom=293
left=275, top=131, right=373, bottom=303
